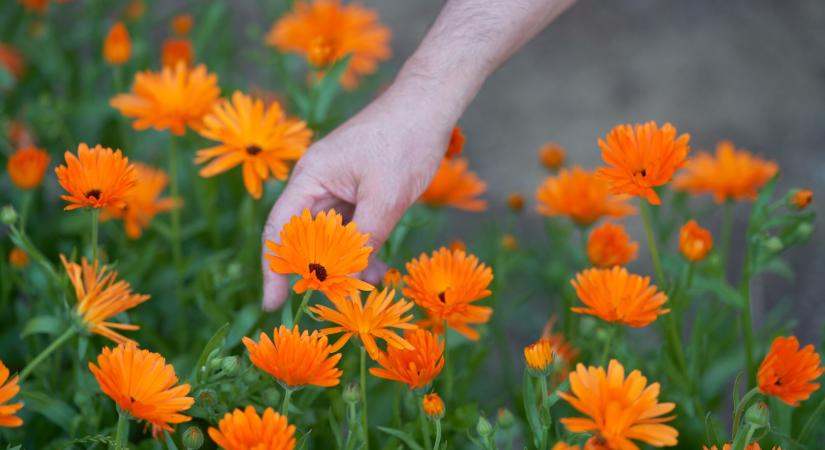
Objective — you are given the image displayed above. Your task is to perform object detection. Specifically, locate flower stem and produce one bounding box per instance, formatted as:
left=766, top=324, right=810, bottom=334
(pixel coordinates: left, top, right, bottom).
left=433, top=420, right=442, bottom=450
left=442, top=320, right=453, bottom=400
left=280, top=388, right=292, bottom=417
left=731, top=423, right=757, bottom=450
left=599, top=326, right=616, bottom=366
left=360, top=346, right=370, bottom=450
left=731, top=387, right=760, bottom=437
left=90, top=208, right=100, bottom=262
left=640, top=201, right=667, bottom=288
left=720, top=200, right=733, bottom=268
left=19, top=326, right=77, bottom=382
left=292, top=289, right=314, bottom=326
left=418, top=397, right=432, bottom=449
left=168, top=136, right=183, bottom=282
left=740, top=275, right=755, bottom=388
left=113, top=407, right=130, bottom=450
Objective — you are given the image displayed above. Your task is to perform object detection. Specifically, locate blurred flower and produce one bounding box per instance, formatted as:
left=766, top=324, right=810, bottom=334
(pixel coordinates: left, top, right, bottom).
left=382, top=268, right=402, bottom=289
left=0, top=360, right=23, bottom=428
left=61, top=255, right=150, bottom=344
left=536, top=167, right=635, bottom=226
left=559, top=360, right=678, bottom=449
left=103, top=22, right=131, bottom=65
left=208, top=406, right=296, bottom=450
left=196, top=91, right=311, bottom=199
left=757, top=335, right=824, bottom=406
left=679, top=220, right=713, bottom=262
left=790, top=189, right=813, bottom=210
left=703, top=444, right=777, bottom=450
left=551, top=443, right=580, bottom=450
left=523, top=338, right=554, bottom=376
left=7, top=146, right=50, bottom=190
left=403, top=247, right=493, bottom=340
left=309, top=287, right=416, bottom=357
left=597, top=121, right=690, bottom=205
left=673, top=140, right=777, bottom=203
left=507, top=192, right=524, bottom=212
left=243, top=325, right=342, bottom=388
left=445, top=126, right=465, bottom=158
left=161, top=39, right=194, bottom=68
left=422, top=393, right=444, bottom=420
left=267, top=0, right=391, bottom=89
left=19, top=0, right=48, bottom=13
left=124, top=0, right=145, bottom=20
left=370, top=329, right=444, bottom=390
left=265, top=208, right=373, bottom=300
left=100, top=163, right=177, bottom=239
left=8, top=248, right=28, bottom=268
left=541, top=315, right=579, bottom=370
left=55, top=143, right=137, bottom=210
left=88, top=342, right=194, bottom=432
left=171, top=14, right=193, bottom=35
left=111, top=62, right=219, bottom=135
left=539, top=142, right=565, bottom=170
left=448, top=240, right=465, bottom=252
left=586, top=222, right=638, bottom=267
left=0, top=44, right=25, bottom=80
left=419, top=157, right=487, bottom=211
left=500, top=233, right=517, bottom=251
left=571, top=266, right=669, bottom=327
left=6, top=121, right=34, bottom=148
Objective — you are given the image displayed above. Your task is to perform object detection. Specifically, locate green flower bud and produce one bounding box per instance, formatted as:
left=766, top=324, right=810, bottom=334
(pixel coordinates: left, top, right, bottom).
left=342, top=382, right=360, bottom=405
left=196, top=388, right=217, bottom=407
left=220, top=355, right=240, bottom=375
left=1, top=205, right=18, bottom=225
left=762, top=236, right=783, bottom=253
left=744, top=401, right=770, bottom=429
left=182, top=426, right=204, bottom=449
left=496, top=408, right=515, bottom=429
left=476, top=415, right=494, bottom=438
left=794, top=222, right=814, bottom=241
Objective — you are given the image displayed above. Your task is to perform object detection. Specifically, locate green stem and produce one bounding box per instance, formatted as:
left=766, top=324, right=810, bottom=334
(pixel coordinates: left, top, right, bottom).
left=720, top=201, right=733, bottom=268
left=731, top=423, right=756, bottom=450
left=442, top=320, right=453, bottom=400
left=281, top=388, right=293, bottom=417
left=640, top=201, right=667, bottom=288
left=113, top=407, right=130, bottom=450
left=90, top=208, right=100, bottom=262
left=599, top=326, right=616, bottom=366
left=731, top=387, right=761, bottom=437
left=798, top=393, right=825, bottom=443
left=418, top=398, right=432, bottom=449
left=740, top=275, right=755, bottom=389
left=19, top=190, right=33, bottom=231
left=19, top=326, right=77, bottom=382
left=168, top=136, right=183, bottom=280
left=433, top=420, right=442, bottom=450
left=360, top=346, right=370, bottom=450
left=292, top=289, right=314, bottom=326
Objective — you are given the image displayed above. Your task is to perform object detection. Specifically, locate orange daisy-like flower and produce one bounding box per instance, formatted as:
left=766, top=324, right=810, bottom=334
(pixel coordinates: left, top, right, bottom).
left=161, top=39, right=194, bottom=68
left=552, top=443, right=580, bottom=450
left=61, top=255, right=150, bottom=344
left=101, top=163, right=177, bottom=239
left=7, top=146, right=50, bottom=190
left=571, top=266, right=669, bottom=327
left=110, top=62, right=219, bottom=135
left=587, top=222, right=639, bottom=268
left=678, top=220, right=713, bottom=262
left=370, top=329, right=444, bottom=390
left=266, top=208, right=373, bottom=300
left=419, top=157, right=487, bottom=211
left=536, top=167, right=635, bottom=226
left=208, top=406, right=296, bottom=450
left=243, top=325, right=342, bottom=389
left=19, top=0, right=48, bottom=13
left=89, top=342, right=194, bottom=432
left=539, top=142, right=566, bottom=170
left=266, top=0, right=391, bottom=89
left=0, top=44, right=25, bottom=80
left=309, top=288, right=416, bottom=357
left=790, top=189, right=813, bottom=210
left=445, top=127, right=465, bottom=158
left=9, top=248, right=28, bottom=269
left=196, top=91, right=312, bottom=199
left=171, top=14, right=193, bottom=35
left=403, top=247, right=493, bottom=340
left=0, top=360, right=23, bottom=428
left=382, top=268, right=402, bottom=289
left=703, top=444, right=778, bottom=450
left=422, top=393, right=445, bottom=420
left=524, top=338, right=554, bottom=375
left=55, top=143, right=138, bottom=211
left=559, top=359, right=678, bottom=450
left=541, top=316, right=579, bottom=368
left=757, top=335, right=824, bottom=406
left=103, top=22, right=131, bottom=65
left=597, top=121, right=691, bottom=205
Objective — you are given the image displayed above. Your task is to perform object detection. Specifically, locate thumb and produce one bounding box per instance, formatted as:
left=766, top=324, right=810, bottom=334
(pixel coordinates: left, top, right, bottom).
left=351, top=194, right=407, bottom=285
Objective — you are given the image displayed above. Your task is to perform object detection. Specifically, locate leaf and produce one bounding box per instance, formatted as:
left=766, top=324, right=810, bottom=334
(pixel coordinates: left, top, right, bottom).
left=164, top=431, right=180, bottom=450
left=311, top=54, right=352, bottom=123
left=225, top=304, right=261, bottom=348
left=20, top=390, right=77, bottom=432
left=692, top=276, right=744, bottom=308
left=20, top=315, right=63, bottom=338
left=522, top=371, right=544, bottom=449
left=377, top=426, right=424, bottom=450
left=190, top=323, right=230, bottom=382
left=327, top=407, right=344, bottom=449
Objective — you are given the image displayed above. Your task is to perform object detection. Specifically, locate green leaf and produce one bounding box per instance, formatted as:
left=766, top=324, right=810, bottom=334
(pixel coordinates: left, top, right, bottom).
left=311, top=54, right=352, bottom=123
left=20, top=315, right=63, bottom=338
left=692, top=276, right=744, bottom=308
left=164, top=431, right=180, bottom=450
left=226, top=304, right=261, bottom=348
left=20, top=390, right=77, bottom=432
left=190, top=323, right=230, bottom=382
left=327, top=407, right=344, bottom=449
left=377, top=426, right=424, bottom=450
left=522, top=371, right=544, bottom=449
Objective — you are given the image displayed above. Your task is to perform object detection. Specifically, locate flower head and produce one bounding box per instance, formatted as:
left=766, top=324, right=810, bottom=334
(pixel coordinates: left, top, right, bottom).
left=103, top=22, right=131, bottom=65
left=524, top=338, right=554, bottom=376
left=597, top=121, right=691, bottom=205
left=55, top=143, right=137, bottom=210
left=0, top=360, right=23, bottom=428
left=552, top=444, right=580, bottom=450
left=536, top=167, right=635, bottom=226
left=422, top=393, right=445, bottom=420
left=541, top=316, right=579, bottom=369
left=419, top=157, right=487, bottom=211
left=89, top=343, right=193, bottom=432
left=9, top=248, right=28, bottom=268
left=7, top=146, right=49, bottom=189
left=703, top=444, right=776, bottom=450
left=559, top=359, right=678, bottom=450
left=587, top=223, right=638, bottom=268
left=161, top=39, right=194, bottom=68
left=370, top=329, right=444, bottom=390
left=0, top=44, right=25, bottom=80
left=571, top=266, right=669, bottom=327
left=757, top=335, right=824, bottom=406
left=101, top=163, right=177, bottom=239
left=445, top=127, right=465, bottom=158
left=501, top=233, right=518, bottom=251
left=790, top=189, right=813, bottom=210
left=208, top=406, right=296, bottom=450
left=171, top=14, right=194, bottom=35
left=382, top=268, right=402, bottom=289
left=539, top=142, right=566, bottom=170
left=196, top=91, right=311, bottom=199
left=265, top=208, right=374, bottom=300
left=507, top=193, right=525, bottom=212
left=679, top=220, right=713, bottom=262
left=243, top=325, right=342, bottom=389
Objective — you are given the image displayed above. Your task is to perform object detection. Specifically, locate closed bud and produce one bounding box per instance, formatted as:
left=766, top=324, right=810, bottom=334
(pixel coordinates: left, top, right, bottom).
left=220, top=355, right=240, bottom=375
left=794, top=222, right=814, bottom=241
left=496, top=408, right=515, bottom=429
left=762, top=236, right=783, bottom=253
left=196, top=388, right=217, bottom=407
left=1, top=205, right=18, bottom=225
left=342, top=381, right=360, bottom=405
left=476, top=415, right=494, bottom=438
left=744, top=401, right=770, bottom=429
left=182, top=426, right=204, bottom=449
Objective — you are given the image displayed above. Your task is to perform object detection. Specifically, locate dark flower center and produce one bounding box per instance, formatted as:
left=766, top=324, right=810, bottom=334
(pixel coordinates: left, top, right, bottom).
left=246, top=145, right=262, bottom=156
left=438, top=291, right=446, bottom=303
left=309, top=263, right=328, bottom=282
left=85, top=189, right=102, bottom=200
left=636, top=168, right=647, bottom=178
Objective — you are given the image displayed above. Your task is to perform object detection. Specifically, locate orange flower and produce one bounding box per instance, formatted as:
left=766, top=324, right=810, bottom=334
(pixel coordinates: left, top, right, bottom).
left=507, top=193, right=524, bottom=212
left=382, top=268, right=402, bottom=289
left=703, top=444, right=777, bottom=450
left=536, top=167, right=635, bottom=226
left=7, top=146, right=50, bottom=189
left=587, top=222, right=638, bottom=268
left=370, top=329, right=444, bottom=390
left=560, top=359, right=678, bottom=450
left=111, top=62, right=219, bottom=135
left=196, top=91, right=311, bottom=199
left=0, top=360, right=23, bottom=428
left=8, top=248, right=28, bottom=268
left=209, top=407, right=295, bottom=450
left=89, top=342, right=194, bottom=432
left=597, top=122, right=690, bottom=205
left=757, top=335, right=824, bottom=406
left=309, top=287, right=416, bottom=357
left=265, top=208, right=373, bottom=300
left=101, top=163, right=177, bottom=239
left=19, top=0, right=48, bottom=13
left=266, top=0, right=391, bottom=89
left=171, top=14, right=193, bottom=35
left=571, top=266, right=669, bottom=327
left=448, top=240, right=466, bottom=252
left=244, top=326, right=342, bottom=389
left=673, top=140, right=777, bottom=203
left=103, top=22, right=131, bottom=65
left=790, top=189, right=813, bottom=210
left=403, top=247, right=493, bottom=340
left=524, top=338, right=554, bottom=375
left=500, top=233, right=517, bottom=251
left=445, top=127, right=465, bottom=158
left=61, top=255, right=150, bottom=344
left=55, top=143, right=138, bottom=210
left=419, top=157, right=487, bottom=211
left=541, top=316, right=579, bottom=368
left=124, top=0, right=145, bottom=20
left=678, top=220, right=713, bottom=262
left=161, top=39, right=194, bottom=68
left=0, top=44, right=25, bottom=80
left=552, top=443, right=580, bottom=450
left=422, top=393, right=445, bottom=420
left=539, top=142, right=566, bottom=170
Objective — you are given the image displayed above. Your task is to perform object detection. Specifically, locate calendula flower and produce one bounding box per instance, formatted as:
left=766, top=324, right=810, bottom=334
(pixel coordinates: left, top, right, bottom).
left=171, top=14, right=193, bottom=35
left=757, top=335, right=824, bottom=406
left=111, top=62, right=219, bottom=135
left=536, top=167, right=635, bottom=226
left=587, top=222, right=638, bottom=268
left=0, top=44, right=25, bottom=80
left=161, top=39, right=194, bottom=68
left=309, top=288, right=416, bottom=357
left=419, top=157, right=487, bottom=211
left=422, top=393, right=445, bottom=420
left=0, top=360, right=23, bottom=428
left=265, top=208, right=373, bottom=300
left=403, top=247, right=493, bottom=340
left=703, top=444, right=778, bottom=450
left=507, top=193, right=524, bottom=212
left=539, top=142, right=565, bottom=170
left=790, top=189, right=813, bottom=210
left=103, top=22, right=131, bottom=65
left=678, top=220, right=713, bottom=262
left=19, top=0, right=48, bottom=13
left=382, top=268, right=402, bottom=289
left=571, top=266, right=669, bottom=327
left=101, top=163, right=177, bottom=239
left=125, top=0, right=145, bottom=20
left=208, top=406, right=296, bottom=450
left=673, top=140, right=778, bottom=203
left=267, top=0, right=391, bottom=89
left=196, top=91, right=311, bottom=199
left=445, top=126, right=465, bottom=158
left=61, top=255, right=150, bottom=344
left=541, top=316, right=579, bottom=368
left=552, top=443, right=580, bottom=450
left=597, top=121, right=691, bottom=205
left=8, top=248, right=28, bottom=268
left=370, top=329, right=444, bottom=390
left=7, top=146, right=49, bottom=189
left=501, top=234, right=518, bottom=251
left=524, top=338, right=554, bottom=376
left=89, top=342, right=194, bottom=432
left=55, top=143, right=138, bottom=210
left=243, top=325, right=342, bottom=389
left=560, top=359, right=678, bottom=450
left=448, top=240, right=466, bottom=252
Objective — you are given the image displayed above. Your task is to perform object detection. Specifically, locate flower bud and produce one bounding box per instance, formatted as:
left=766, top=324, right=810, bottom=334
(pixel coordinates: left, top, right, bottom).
left=196, top=388, right=217, bottom=407
left=524, top=338, right=554, bottom=377
left=342, top=381, right=360, bottom=405
left=422, top=393, right=445, bottom=420
left=476, top=415, right=494, bottom=438
left=182, top=426, right=204, bottom=449
left=496, top=408, right=514, bottom=429
left=500, top=234, right=518, bottom=251
left=744, top=401, right=770, bottom=429
left=788, top=189, right=813, bottom=210
left=507, top=193, right=524, bottom=212
left=1, top=205, right=18, bottom=225
left=762, top=236, right=783, bottom=254
left=220, top=355, right=240, bottom=375
left=793, top=222, right=814, bottom=241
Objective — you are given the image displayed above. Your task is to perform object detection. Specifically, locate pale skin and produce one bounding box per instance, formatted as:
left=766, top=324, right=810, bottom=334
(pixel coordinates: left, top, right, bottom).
left=262, top=0, right=577, bottom=310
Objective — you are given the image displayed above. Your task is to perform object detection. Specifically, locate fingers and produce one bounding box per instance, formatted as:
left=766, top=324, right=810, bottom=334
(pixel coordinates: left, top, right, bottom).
left=352, top=194, right=407, bottom=285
